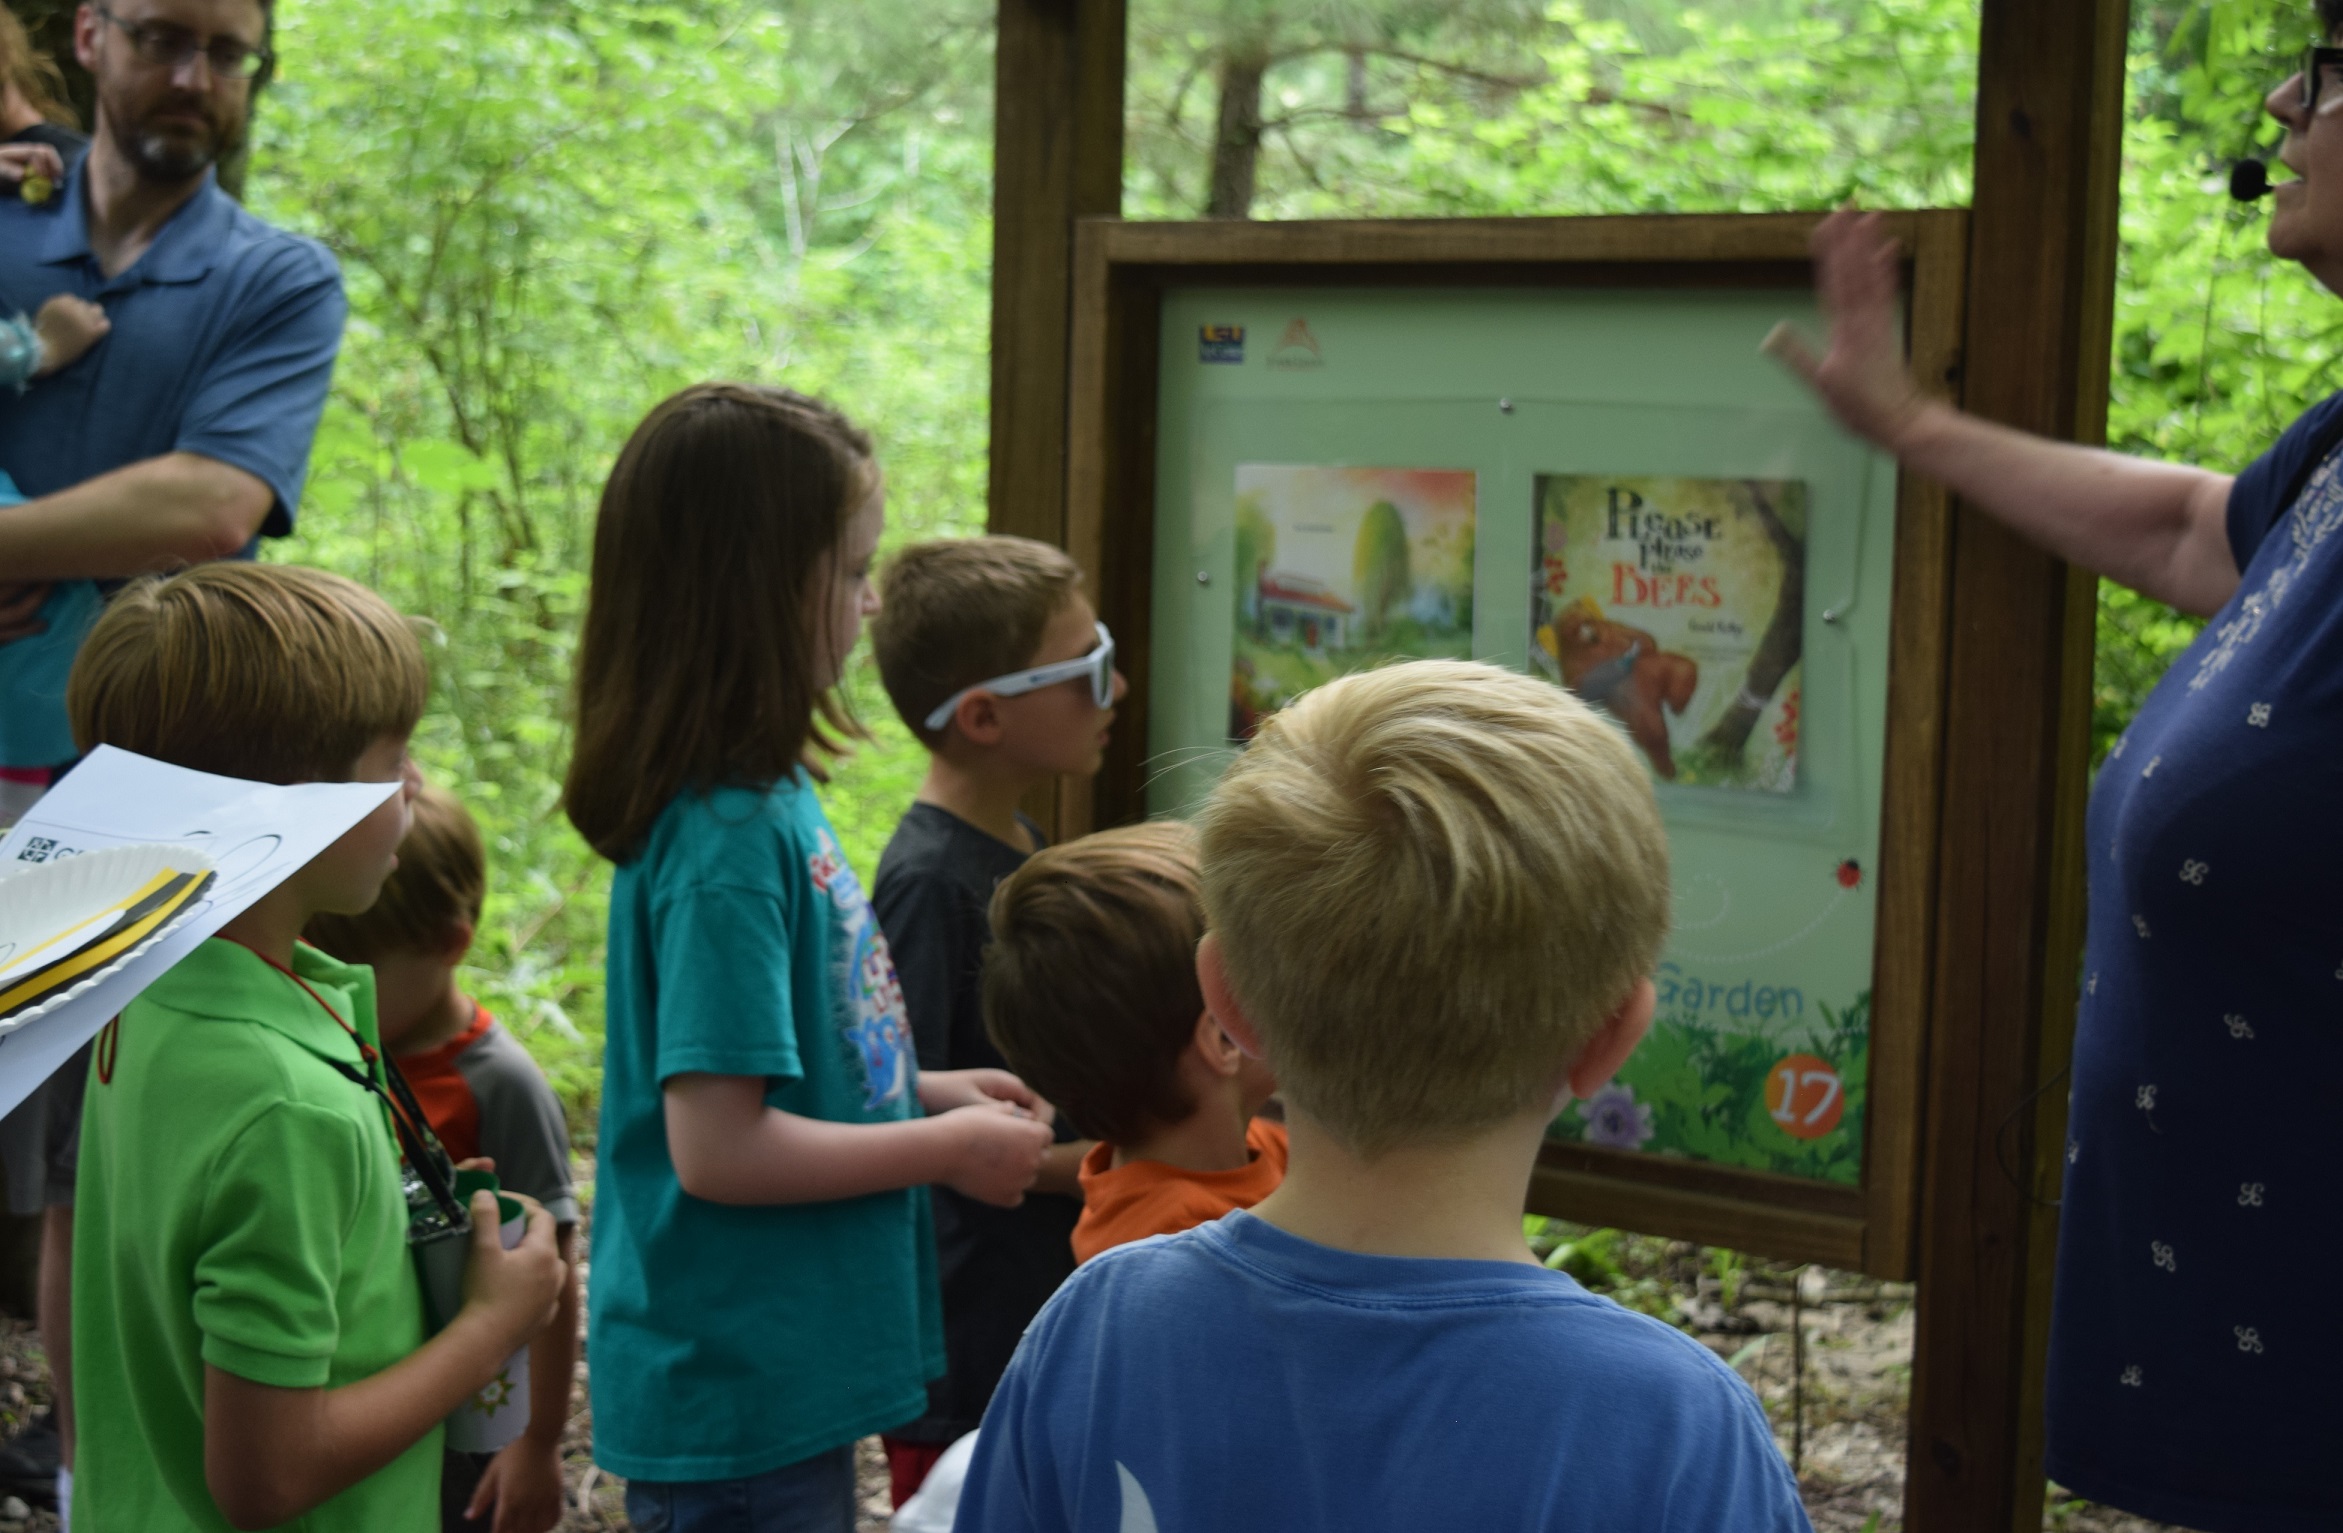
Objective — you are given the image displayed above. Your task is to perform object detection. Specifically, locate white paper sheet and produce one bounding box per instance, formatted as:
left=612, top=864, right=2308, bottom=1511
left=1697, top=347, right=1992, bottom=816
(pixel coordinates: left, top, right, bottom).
left=0, top=746, right=400, bottom=1118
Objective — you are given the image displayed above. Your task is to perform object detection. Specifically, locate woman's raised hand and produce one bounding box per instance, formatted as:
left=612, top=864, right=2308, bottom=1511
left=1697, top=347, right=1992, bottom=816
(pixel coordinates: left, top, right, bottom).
left=1763, top=208, right=1932, bottom=453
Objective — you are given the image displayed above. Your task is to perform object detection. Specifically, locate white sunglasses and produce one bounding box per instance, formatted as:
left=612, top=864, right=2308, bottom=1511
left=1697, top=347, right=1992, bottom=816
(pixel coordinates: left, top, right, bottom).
left=923, top=622, right=1117, bottom=732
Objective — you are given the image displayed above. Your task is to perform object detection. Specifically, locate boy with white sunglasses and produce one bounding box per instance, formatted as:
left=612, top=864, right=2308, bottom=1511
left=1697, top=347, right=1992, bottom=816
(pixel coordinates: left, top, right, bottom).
left=866, top=535, right=1125, bottom=1507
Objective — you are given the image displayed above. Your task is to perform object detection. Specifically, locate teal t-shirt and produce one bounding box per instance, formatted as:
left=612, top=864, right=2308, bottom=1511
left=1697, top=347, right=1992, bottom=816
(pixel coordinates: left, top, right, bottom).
left=0, top=470, right=99, bottom=769
left=588, top=775, right=942, bottom=1482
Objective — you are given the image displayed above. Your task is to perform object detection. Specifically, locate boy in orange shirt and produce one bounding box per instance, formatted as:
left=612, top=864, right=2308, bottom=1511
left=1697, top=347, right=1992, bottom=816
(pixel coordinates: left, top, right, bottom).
left=983, top=823, right=1282, bottom=1263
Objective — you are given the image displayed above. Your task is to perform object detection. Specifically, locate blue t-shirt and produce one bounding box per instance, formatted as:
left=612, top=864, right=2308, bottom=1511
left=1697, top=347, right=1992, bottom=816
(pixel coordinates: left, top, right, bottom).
left=588, top=777, right=942, bottom=1483
left=0, top=471, right=96, bottom=768
left=0, top=163, right=343, bottom=769
left=2046, top=394, right=2343, bottom=1531
left=958, top=1212, right=1810, bottom=1533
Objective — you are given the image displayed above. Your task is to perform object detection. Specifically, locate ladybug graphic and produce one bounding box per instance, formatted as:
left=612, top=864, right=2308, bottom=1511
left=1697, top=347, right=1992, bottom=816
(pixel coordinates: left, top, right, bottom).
left=1834, top=858, right=1863, bottom=890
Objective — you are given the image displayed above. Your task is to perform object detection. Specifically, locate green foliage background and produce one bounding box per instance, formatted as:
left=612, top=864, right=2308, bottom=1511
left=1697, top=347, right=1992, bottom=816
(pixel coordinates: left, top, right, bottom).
left=236, top=0, right=2329, bottom=1138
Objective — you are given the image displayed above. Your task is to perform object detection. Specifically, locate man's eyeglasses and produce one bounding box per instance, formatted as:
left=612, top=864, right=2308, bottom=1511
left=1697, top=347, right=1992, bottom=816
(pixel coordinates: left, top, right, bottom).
left=923, top=623, right=1117, bottom=731
left=93, top=5, right=271, bottom=82
left=2301, top=45, right=2343, bottom=114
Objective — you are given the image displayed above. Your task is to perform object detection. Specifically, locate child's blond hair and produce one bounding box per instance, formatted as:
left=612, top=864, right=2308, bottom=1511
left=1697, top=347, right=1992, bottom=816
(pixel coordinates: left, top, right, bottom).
left=1196, top=659, right=1669, bottom=1157
left=872, top=536, right=1084, bottom=746
left=306, top=783, right=486, bottom=962
left=68, top=563, right=428, bottom=784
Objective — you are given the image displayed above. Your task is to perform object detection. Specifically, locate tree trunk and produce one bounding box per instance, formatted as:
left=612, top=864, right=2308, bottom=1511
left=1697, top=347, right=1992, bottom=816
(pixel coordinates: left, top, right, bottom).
left=1204, top=48, right=1266, bottom=218
left=216, top=69, right=271, bottom=202
left=1697, top=481, right=1805, bottom=759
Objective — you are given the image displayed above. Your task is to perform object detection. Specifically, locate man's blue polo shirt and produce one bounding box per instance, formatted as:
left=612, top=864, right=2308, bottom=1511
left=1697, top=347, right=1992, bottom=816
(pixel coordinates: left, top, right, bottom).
left=0, top=161, right=345, bottom=537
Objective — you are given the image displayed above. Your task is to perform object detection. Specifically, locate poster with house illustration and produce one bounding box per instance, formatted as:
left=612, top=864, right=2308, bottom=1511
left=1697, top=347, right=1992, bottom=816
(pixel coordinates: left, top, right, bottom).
left=1529, top=475, right=1806, bottom=793
left=1228, top=466, right=1476, bottom=740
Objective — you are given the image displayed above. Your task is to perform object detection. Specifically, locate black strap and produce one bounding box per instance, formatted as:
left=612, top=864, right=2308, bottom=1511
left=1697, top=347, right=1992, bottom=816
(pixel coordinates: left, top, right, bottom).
left=321, top=1052, right=466, bottom=1225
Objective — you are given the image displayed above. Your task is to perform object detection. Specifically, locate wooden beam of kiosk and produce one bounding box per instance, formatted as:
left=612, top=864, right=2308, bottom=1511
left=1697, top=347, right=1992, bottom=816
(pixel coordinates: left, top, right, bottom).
left=1903, top=0, right=2125, bottom=1529
left=989, top=0, right=1126, bottom=549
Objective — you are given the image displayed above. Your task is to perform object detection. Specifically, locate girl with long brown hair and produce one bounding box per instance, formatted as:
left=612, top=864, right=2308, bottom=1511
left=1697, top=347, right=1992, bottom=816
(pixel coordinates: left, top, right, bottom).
left=565, top=383, right=1050, bottom=1530
left=0, top=9, right=80, bottom=151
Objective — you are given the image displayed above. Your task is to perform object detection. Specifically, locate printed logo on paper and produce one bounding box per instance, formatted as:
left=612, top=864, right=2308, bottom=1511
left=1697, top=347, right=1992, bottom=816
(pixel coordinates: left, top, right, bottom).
left=1199, top=324, right=1245, bottom=364
left=1268, top=317, right=1323, bottom=370
left=807, top=828, right=914, bottom=1109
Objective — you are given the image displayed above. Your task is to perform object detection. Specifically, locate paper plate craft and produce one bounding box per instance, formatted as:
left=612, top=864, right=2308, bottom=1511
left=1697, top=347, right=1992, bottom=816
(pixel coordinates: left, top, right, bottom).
left=0, top=844, right=216, bottom=1031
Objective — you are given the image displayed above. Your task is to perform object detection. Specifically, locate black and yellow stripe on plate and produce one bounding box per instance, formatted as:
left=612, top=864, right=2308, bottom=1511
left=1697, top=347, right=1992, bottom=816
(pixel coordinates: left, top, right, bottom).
left=0, top=869, right=217, bottom=1022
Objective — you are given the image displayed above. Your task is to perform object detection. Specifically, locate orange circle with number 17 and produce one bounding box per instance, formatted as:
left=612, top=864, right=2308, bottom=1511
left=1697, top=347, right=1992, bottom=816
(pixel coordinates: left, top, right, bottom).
left=1765, top=1053, right=1845, bottom=1141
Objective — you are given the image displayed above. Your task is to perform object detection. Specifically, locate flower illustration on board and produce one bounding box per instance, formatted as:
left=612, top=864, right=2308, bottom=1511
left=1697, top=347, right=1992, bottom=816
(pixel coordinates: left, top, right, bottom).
left=1773, top=686, right=1801, bottom=752
left=1580, top=1083, right=1656, bottom=1151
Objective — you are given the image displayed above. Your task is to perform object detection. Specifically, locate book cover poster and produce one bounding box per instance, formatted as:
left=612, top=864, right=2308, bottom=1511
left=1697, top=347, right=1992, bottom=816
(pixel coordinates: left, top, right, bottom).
left=1530, top=475, right=1806, bottom=792
left=1229, top=466, right=1476, bottom=740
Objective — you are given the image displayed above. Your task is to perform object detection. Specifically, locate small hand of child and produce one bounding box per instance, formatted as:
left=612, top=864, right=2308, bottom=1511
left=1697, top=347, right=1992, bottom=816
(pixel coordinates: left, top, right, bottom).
left=0, top=584, right=52, bottom=644
left=31, top=294, right=108, bottom=378
left=920, top=1066, right=1055, bottom=1126
left=459, top=1189, right=565, bottom=1350
left=465, top=1436, right=565, bottom=1533
left=0, top=143, right=64, bottom=194
left=938, top=1100, right=1052, bottom=1208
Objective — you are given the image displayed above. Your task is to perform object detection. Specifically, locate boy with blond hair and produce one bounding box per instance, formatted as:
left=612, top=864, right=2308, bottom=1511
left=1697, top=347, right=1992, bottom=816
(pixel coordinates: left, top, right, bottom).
left=65, top=563, right=564, bottom=1533
left=983, top=822, right=1283, bottom=1265
left=305, top=782, right=582, bottom=1533
left=868, top=535, right=1124, bottom=1500
left=958, top=660, right=1810, bottom=1532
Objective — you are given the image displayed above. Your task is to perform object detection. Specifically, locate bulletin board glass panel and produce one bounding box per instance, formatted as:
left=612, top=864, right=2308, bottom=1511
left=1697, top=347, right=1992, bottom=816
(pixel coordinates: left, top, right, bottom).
left=1144, top=286, right=1899, bottom=1189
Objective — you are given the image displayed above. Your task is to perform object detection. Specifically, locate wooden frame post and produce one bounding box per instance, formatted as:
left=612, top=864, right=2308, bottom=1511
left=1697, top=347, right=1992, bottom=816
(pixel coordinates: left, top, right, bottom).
left=989, top=0, right=1128, bottom=549
left=1903, top=0, right=2126, bottom=1528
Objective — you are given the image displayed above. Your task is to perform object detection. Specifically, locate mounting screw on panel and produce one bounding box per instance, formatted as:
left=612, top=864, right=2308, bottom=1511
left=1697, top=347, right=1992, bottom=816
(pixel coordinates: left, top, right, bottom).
left=1498, top=397, right=1514, bottom=414
left=1196, top=570, right=1210, bottom=585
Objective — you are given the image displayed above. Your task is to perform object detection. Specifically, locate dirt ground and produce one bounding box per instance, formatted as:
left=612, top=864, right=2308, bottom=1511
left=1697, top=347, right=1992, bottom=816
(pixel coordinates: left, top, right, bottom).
left=0, top=1235, right=2192, bottom=1533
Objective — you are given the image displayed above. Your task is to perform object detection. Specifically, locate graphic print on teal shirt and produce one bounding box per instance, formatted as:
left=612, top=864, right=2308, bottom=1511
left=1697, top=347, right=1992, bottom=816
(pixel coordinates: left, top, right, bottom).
left=807, top=826, right=915, bottom=1110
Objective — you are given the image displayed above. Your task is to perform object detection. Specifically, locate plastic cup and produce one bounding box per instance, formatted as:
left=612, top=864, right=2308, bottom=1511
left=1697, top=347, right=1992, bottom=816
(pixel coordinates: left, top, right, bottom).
left=443, top=1204, right=533, bottom=1453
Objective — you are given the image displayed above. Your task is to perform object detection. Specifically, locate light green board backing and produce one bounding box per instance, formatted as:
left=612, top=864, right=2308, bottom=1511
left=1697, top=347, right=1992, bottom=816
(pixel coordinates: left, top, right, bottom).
left=1148, top=287, right=1900, bottom=1186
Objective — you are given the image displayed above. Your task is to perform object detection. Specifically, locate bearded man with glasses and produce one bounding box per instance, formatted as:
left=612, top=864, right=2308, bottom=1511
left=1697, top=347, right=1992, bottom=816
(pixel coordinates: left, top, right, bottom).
left=0, top=4, right=344, bottom=1524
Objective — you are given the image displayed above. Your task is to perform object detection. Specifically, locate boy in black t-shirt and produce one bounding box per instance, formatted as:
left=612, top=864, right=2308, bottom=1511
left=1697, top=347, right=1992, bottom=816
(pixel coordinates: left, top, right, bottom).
left=870, top=536, right=1126, bottom=1504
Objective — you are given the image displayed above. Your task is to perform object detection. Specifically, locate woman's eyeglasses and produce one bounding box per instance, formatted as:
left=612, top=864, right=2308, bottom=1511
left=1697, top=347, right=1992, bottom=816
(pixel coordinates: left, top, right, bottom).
left=2301, top=45, right=2343, bottom=113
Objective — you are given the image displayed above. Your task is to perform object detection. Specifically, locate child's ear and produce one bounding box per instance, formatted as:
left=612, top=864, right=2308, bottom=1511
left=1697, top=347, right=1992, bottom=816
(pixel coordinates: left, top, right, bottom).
left=1563, top=977, right=1657, bottom=1101
left=1195, top=934, right=1267, bottom=1060
left=949, top=690, right=1007, bottom=748
left=1190, top=1009, right=1243, bottom=1078
left=438, top=918, right=478, bottom=968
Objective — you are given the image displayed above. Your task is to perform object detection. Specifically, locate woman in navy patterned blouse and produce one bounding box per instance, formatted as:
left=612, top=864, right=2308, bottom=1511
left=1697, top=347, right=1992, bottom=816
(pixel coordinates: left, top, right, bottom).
left=1769, top=23, right=2343, bottom=1533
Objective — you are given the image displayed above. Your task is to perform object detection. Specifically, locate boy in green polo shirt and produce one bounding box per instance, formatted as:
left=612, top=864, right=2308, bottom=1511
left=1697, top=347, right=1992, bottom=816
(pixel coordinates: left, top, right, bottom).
left=63, top=564, right=566, bottom=1533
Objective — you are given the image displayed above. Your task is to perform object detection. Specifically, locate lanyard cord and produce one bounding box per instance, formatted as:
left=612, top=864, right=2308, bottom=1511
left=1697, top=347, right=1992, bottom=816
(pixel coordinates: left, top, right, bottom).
left=318, top=1054, right=467, bottom=1226
left=224, top=940, right=467, bottom=1225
